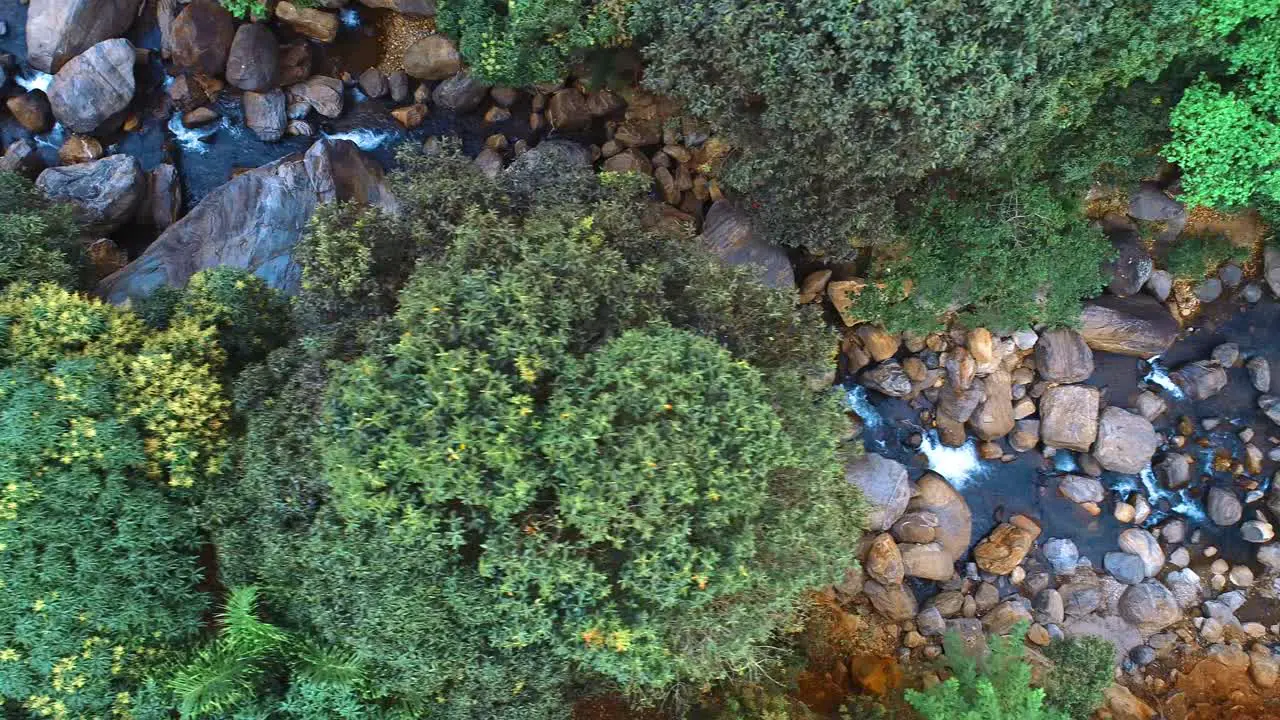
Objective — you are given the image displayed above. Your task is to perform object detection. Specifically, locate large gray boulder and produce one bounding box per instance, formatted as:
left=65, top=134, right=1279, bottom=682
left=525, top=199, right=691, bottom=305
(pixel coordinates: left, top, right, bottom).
left=1172, top=361, right=1229, bottom=401
left=1118, top=580, right=1181, bottom=631
left=1040, top=384, right=1100, bottom=452
left=1079, top=294, right=1179, bottom=357
left=863, top=579, right=917, bottom=621
left=908, top=473, right=972, bottom=563
left=226, top=23, right=280, bottom=91
left=699, top=200, right=794, bottom=291
left=1129, top=183, right=1186, bottom=222
left=899, top=542, right=954, bottom=581
left=36, top=154, right=143, bottom=234
left=47, top=38, right=136, bottom=134
left=843, top=453, right=910, bottom=532
left=1206, top=487, right=1242, bottom=527
left=861, top=360, right=912, bottom=398
left=432, top=70, right=491, bottom=113
left=1118, top=528, right=1165, bottom=578
left=1093, top=407, right=1158, bottom=475
left=98, top=139, right=395, bottom=302
left=402, top=34, right=461, bottom=80
left=243, top=89, right=287, bottom=142
left=968, top=370, right=1014, bottom=441
left=26, top=0, right=143, bottom=73
left=1036, top=328, right=1094, bottom=383
left=1104, top=230, right=1153, bottom=297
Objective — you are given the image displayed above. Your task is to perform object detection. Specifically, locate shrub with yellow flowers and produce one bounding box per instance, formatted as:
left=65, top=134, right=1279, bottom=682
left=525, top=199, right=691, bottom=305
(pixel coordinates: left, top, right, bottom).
left=0, top=274, right=284, bottom=719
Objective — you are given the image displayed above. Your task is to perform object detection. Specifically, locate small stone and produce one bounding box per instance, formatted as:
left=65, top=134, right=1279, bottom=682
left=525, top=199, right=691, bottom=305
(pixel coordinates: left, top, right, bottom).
left=390, top=104, right=428, bottom=129
left=182, top=106, right=220, bottom=127
left=1212, top=343, right=1241, bottom=367
left=1027, top=623, right=1051, bottom=646
left=1170, top=547, right=1190, bottom=567
left=1114, top=502, right=1136, bottom=524
left=1230, top=565, right=1255, bottom=587
left=1210, top=558, right=1229, bottom=574
left=1242, top=520, right=1275, bottom=544
left=357, top=67, right=389, bottom=98
left=1196, top=278, right=1223, bottom=303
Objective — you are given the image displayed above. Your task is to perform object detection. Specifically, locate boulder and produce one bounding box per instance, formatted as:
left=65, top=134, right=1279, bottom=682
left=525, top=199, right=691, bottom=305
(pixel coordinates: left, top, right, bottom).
left=403, top=34, right=461, bottom=80
left=944, top=348, right=976, bottom=390
left=388, top=70, right=410, bottom=102
left=47, top=38, right=135, bottom=134
left=1247, top=356, right=1271, bottom=393
left=1263, top=395, right=1280, bottom=426
left=863, top=579, right=917, bottom=621
left=1250, top=646, right=1278, bottom=688
left=1164, top=568, right=1201, bottom=609
left=167, top=73, right=210, bottom=114
left=917, top=607, right=946, bottom=636
left=899, top=542, right=954, bottom=581
left=938, top=383, right=985, bottom=423
left=1157, top=453, right=1192, bottom=490
left=1042, top=537, right=1079, bottom=576
left=1241, top=520, right=1274, bottom=543
left=1079, top=294, right=1179, bottom=357
left=865, top=533, right=904, bottom=586
left=503, top=139, right=594, bottom=193
left=1058, top=475, right=1104, bottom=504
left=99, top=139, right=396, bottom=302
left=968, top=370, right=1014, bottom=441
left=1118, top=580, right=1181, bottom=631
left=6, top=91, right=54, bottom=133
left=1060, top=576, right=1104, bottom=617
left=1118, top=528, right=1165, bottom=578
left=36, top=154, right=142, bottom=234
left=357, top=67, right=388, bottom=98
left=602, top=149, right=653, bottom=175
left=861, top=361, right=912, bottom=398
left=278, top=42, right=314, bottom=87
left=1171, top=360, right=1229, bottom=401
left=892, top=511, right=939, bottom=544
left=1104, top=230, right=1153, bottom=297
left=855, top=325, right=900, bottom=362
left=1135, top=391, right=1167, bottom=422
left=170, top=0, right=234, bottom=76
left=1258, top=544, right=1280, bottom=572
left=983, top=599, right=1033, bottom=636
left=432, top=71, right=491, bottom=113
left=1146, top=269, right=1172, bottom=301
left=139, top=163, right=181, bottom=229
left=1093, top=407, right=1158, bottom=475
left=843, top=453, right=910, bottom=532
left=26, top=0, right=143, bottom=73
left=698, top=201, right=793, bottom=290
left=908, top=474, right=972, bottom=562
left=1104, top=684, right=1157, bottom=720
left=0, top=140, right=44, bottom=178
left=1129, top=182, right=1186, bottom=222
left=243, top=89, right=287, bottom=142
left=973, top=522, right=1035, bottom=576
left=58, top=134, right=104, bottom=165
left=1034, top=589, right=1065, bottom=625
left=288, top=76, right=344, bottom=118
left=355, top=0, right=434, bottom=16
left=1211, top=343, right=1240, bottom=367
left=1206, top=487, right=1242, bottom=527
left=390, top=104, right=428, bottom=129
left=1039, top=385, right=1100, bottom=452
left=1105, top=551, right=1146, bottom=585
left=1195, top=278, right=1223, bottom=303
left=1035, top=328, right=1094, bottom=383
left=547, top=89, right=592, bottom=131
left=226, top=24, right=280, bottom=91
left=275, top=2, right=338, bottom=43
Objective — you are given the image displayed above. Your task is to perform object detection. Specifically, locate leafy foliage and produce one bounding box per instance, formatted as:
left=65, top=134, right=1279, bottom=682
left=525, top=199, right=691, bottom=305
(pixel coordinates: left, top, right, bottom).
left=212, top=152, right=862, bottom=715
left=1164, top=0, right=1280, bottom=209
left=436, top=0, right=630, bottom=86
left=0, top=284, right=230, bottom=720
left=1165, top=232, right=1251, bottom=280
left=905, top=624, right=1067, bottom=720
left=1042, top=636, right=1116, bottom=720
left=633, top=0, right=1199, bottom=256
left=218, top=0, right=265, bottom=19
left=0, top=172, right=83, bottom=291
left=840, top=184, right=1113, bottom=334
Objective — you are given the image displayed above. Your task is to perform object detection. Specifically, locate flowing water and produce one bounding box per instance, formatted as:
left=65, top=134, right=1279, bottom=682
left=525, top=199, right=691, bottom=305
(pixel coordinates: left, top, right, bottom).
left=849, top=297, right=1280, bottom=570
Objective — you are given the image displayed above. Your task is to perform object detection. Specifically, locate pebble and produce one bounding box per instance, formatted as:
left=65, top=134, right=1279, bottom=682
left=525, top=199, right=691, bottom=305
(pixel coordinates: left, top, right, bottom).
left=1211, top=574, right=1227, bottom=591
left=1211, top=558, right=1230, bottom=574
left=1230, top=565, right=1255, bottom=587
left=1243, top=622, right=1268, bottom=638
left=1114, top=502, right=1136, bottom=523
left=1027, top=623, right=1051, bottom=646
left=1196, top=278, right=1223, bottom=302
left=1010, top=566, right=1026, bottom=585
left=1204, top=545, right=1218, bottom=558
left=1170, top=547, right=1190, bottom=567
left=1243, top=283, right=1264, bottom=303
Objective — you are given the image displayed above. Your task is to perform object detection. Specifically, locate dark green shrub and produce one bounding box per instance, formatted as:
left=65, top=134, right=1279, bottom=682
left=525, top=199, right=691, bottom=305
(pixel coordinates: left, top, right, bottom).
left=840, top=184, right=1113, bottom=334
left=0, top=172, right=83, bottom=290
left=0, top=284, right=233, bottom=720
left=1042, top=636, right=1116, bottom=720
left=212, top=154, right=862, bottom=716
left=632, top=0, right=1199, bottom=256
left=1165, top=232, right=1251, bottom=280
left=436, top=0, right=629, bottom=86
left=905, top=624, right=1067, bottom=720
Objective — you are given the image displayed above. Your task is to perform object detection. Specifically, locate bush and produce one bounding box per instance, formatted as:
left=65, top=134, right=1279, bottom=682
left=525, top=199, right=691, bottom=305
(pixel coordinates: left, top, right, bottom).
left=436, top=0, right=629, bottom=86
left=0, top=172, right=83, bottom=291
left=211, top=154, right=862, bottom=715
left=0, top=284, right=232, bottom=720
left=218, top=0, right=265, bottom=18
left=633, top=0, right=1199, bottom=256
left=1042, top=636, right=1116, bottom=720
left=905, top=624, right=1067, bottom=720
left=839, top=184, right=1113, bottom=334
left=1165, top=232, right=1251, bottom=280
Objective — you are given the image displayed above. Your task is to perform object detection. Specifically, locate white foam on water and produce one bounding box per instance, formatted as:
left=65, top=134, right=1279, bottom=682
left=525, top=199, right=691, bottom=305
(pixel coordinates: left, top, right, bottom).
left=917, top=432, right=985, bottom=490
left=321, top=129, right=398, bottom=151
left=844, top=385, right=882, bottom=430
left=1144, top=356, right=1185, bottom=399
left=340, top=7, right=361, bottom=27
left=16, top=71, right=54, bottom=93
left=167, top=112, right=220, bottom=153
left=33, top=123, right=66, bottom=150
left=1115, top=464, right=1208, bottom=524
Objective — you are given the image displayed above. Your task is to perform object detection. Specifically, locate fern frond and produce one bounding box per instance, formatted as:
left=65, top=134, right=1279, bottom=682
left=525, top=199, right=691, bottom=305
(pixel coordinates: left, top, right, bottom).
left=169, top=644, right=259, bottom=719
left=292, top=639, right=366, bottom=687
left=221, top=586, right=289, bottom=657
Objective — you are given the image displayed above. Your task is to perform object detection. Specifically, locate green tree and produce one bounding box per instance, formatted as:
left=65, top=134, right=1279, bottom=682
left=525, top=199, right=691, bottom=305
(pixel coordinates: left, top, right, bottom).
left=1042, top=636, right=1116, bottom=720
left=905, top=624, right=1067, bottom=720
left=0, top=172, right=83, bottom=291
